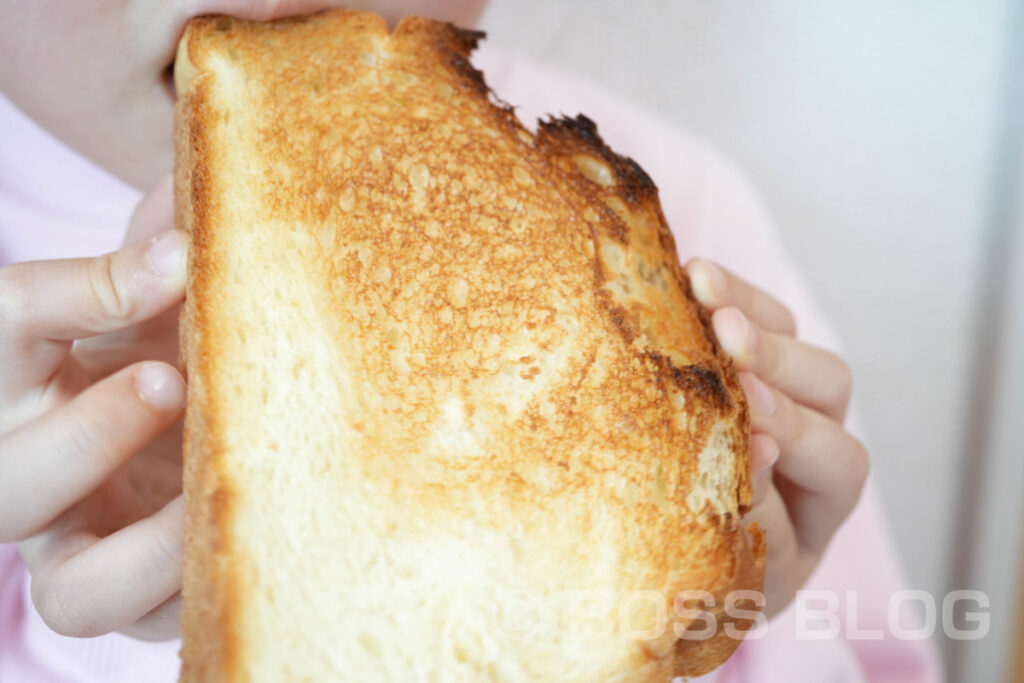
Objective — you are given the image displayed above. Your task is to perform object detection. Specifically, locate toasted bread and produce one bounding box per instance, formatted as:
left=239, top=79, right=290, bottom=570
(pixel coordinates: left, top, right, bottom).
left=174, top=9, right=764, bottom=681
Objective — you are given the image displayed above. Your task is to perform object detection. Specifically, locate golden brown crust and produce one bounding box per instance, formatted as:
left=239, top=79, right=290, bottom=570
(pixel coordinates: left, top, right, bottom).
left=174, top=21, right=239, bottom=681
left=175, top=9, right=763, bottom=680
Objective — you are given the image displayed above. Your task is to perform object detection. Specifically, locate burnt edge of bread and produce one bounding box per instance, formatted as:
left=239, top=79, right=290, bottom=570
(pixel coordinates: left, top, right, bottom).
left=534, top=115, right=736, bottom=415
left=539, top=114, right=657, bottom=203
left=427, top=2, right=754, bottom=542
left=440, top=24, right=489, bottom=93
left=423, top=19, right=735, bottom=392
left=528, top=112, right=732, bottom=382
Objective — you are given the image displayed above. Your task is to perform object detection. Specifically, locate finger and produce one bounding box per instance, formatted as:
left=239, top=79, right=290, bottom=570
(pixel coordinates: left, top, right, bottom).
left=73, top=177, right=179, bottom=382
left=73, top=176, right=179, bottom=381
left=0, top=362, right=185, bottom=542
left=119, top=593, right=182, bottom=641
left=684, top=258, right=796, bottom=336
left=0, top=229, right=185, bottom=393
left=749, top=433, right=780, bottom=473
left=749, top=465, right=774, bottom=508
left=740, top=371, right=868, bottom=498
left=124, top=175, right=174, bottom=247
left=76, top=332, right=180, bottom=384
left=739, top=372, right=869, bottom=552
left=745, top=477, right=797, bottom=561
left=123, top=176, right=183, bottom=339
left=25, top=496, right=183, bottom=638
left=713, top=307, right=852, bottom=421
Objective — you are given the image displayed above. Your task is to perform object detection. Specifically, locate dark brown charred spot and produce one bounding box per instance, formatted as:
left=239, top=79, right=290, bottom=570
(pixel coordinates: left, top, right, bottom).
left=676, top=363, right=731, bottom=409
left=434, top=23, right=489, bottom=95
left=624, top=155, right=654, bottom=188
left=536, top=114, right=659, bottom=204
left=644, top=350, right=732, bottom=411
left=449, top=53, right=487, bottom=94
left=600, top=209, right=629, bottom=244
left=434, top=23, right=521, bottom=126
left=719, top=510, right=736, bottom=529
left=555, top=113, right=604, bottom=148
left=607, top=305, right=637, bottom=344
left=588, top=225, right=605, bottom=284
left=657, top=223, right=678, bottom=254
left=594, top=285, right=640, bottom=344
left=445, top=24, right=486, bottom=54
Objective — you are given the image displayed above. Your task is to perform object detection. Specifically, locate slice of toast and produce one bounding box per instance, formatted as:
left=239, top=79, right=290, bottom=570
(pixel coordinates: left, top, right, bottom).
left=174, top=10, right=764, bottom=681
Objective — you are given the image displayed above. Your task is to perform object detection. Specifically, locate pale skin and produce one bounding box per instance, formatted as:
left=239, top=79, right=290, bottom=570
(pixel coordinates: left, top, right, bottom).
left=0, top=0, right=866, bottom=641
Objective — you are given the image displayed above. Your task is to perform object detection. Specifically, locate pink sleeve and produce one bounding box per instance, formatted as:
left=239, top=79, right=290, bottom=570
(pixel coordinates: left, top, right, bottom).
left=474, top=48, right=944, bottom=682
left=0, top=543, right=180, bottom=682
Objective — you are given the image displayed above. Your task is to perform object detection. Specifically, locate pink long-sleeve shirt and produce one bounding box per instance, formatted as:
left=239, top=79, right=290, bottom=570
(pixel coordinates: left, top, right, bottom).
left=0, top=44, right=942, bottom=682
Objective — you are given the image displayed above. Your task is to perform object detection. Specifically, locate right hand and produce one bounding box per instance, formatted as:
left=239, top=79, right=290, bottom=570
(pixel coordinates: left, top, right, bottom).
left=0, top=176, right=189, bottom=640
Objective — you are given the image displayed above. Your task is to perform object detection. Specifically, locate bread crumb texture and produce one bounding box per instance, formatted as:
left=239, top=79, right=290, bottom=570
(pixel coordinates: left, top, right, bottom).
left=175, top=10, right=763, bottom=682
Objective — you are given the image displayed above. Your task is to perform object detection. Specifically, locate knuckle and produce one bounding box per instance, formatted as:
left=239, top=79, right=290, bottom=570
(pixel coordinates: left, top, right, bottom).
left=782, top=310, right=797, bottom=336
left=758, top=331, right=784, bottom=383
left=32, top=571, right=95, bottom=638
left=146, top=524, right=182, bottom=575
left=778, top=391, right=803, bottom=444
left=86, top=253, right=135, bottom=324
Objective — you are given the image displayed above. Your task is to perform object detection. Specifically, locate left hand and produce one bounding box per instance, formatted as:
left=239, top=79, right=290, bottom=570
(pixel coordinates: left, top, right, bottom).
left=684, top=258, right=869, bottom=620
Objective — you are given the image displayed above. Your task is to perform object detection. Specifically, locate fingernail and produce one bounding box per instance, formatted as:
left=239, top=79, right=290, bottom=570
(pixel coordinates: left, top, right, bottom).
left=739, top=372, right=776, bottom=416
left=717, top=308, right=754, bottom=362
left=690, top=259, right=727, bottom=304
left=147, top=231, right=185, bottom=278
left=135, top=363, right=186, bottom=411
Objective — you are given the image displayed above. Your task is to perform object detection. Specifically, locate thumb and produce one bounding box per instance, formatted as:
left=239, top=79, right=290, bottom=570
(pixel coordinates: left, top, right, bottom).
left=122, top=175, right=184, bottom=339
left=123, top=174, right=174, bottom=248
left=0, top=225, right=186, bottom=394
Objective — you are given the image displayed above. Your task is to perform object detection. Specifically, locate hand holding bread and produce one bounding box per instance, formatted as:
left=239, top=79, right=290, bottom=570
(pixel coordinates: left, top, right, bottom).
left=685, top=258, right=869, bottom=620
left=0, top=178, right=187, bottom=640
